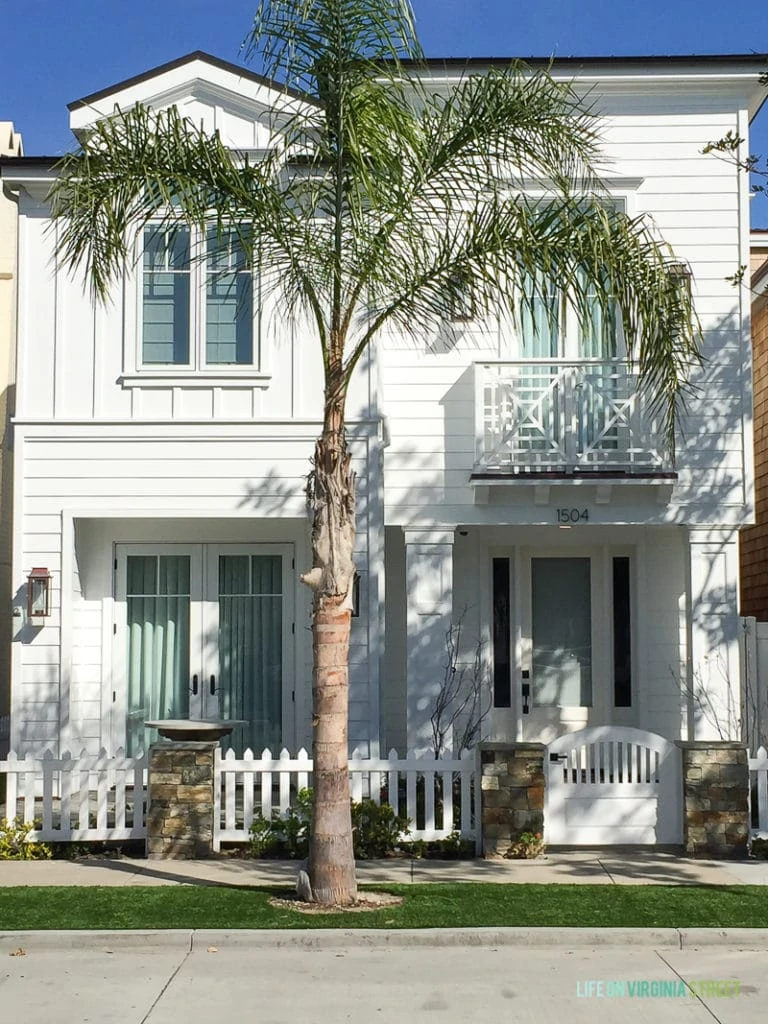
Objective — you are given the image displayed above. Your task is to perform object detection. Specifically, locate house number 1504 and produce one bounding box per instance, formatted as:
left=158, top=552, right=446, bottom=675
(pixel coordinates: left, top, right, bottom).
left=556, top=508, right=589, bottom=523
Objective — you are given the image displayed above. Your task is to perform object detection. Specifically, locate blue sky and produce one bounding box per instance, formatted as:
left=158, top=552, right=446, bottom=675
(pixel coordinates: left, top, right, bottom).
left=4, top=0, right=768, bottom=221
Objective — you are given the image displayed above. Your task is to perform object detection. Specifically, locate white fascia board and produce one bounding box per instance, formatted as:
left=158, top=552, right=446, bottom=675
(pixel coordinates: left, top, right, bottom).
left=2, top=164, right=57, bottom=202
left=69, top=57, right=311, bottom=136
left=417, top=63, right=767, bottom=119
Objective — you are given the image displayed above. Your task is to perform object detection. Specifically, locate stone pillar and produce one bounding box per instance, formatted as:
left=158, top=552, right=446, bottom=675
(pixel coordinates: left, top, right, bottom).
left=687, top=528, right=741, bottom=740
left=146, top=742, right=216, bottom=859
left=479, top=742, right=545, bottom=857
left=678, top=741, right=749, bottom=858
left=404, top=529, right=455, bottom=755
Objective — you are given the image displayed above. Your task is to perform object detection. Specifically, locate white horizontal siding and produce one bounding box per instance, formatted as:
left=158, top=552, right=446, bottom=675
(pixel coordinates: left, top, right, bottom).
left=14, top=426, right=383, bottom=757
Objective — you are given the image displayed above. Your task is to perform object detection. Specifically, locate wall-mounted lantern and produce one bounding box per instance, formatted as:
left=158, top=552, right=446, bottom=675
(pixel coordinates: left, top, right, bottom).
left=27, top=568, right=52, bottom=618
left=351, top=572, right=361, bottom=618
left=668, top=261, right=692, bottom=299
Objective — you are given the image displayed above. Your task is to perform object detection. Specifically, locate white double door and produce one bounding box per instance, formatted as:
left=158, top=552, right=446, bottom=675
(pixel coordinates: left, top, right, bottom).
left=114, top=543, right=294, bottom=755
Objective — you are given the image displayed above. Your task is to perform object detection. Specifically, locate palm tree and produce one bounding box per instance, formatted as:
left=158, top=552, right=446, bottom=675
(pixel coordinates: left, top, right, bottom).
left=51, top=0, right=697, bottom=905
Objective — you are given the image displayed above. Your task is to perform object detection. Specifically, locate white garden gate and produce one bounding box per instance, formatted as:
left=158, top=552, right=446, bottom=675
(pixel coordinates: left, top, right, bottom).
left=545, top=727, right=682, bottom=845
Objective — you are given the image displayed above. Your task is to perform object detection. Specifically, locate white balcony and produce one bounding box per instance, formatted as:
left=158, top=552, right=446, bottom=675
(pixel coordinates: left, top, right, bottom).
left=473, top=360, right=670, bottom=476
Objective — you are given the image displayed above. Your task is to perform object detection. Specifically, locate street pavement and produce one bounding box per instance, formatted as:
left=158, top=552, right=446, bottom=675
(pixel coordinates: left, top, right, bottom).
left=0, top=941, right=765, bottom=1024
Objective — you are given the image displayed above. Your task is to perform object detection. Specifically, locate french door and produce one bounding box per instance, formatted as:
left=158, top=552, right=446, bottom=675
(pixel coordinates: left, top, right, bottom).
left=514, top=271, right=622, bottom=463
left=114, top=544, right=294, bottom=755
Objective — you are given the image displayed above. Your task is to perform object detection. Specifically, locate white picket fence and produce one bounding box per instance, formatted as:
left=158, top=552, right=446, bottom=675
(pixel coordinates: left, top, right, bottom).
left=213, top=746, right=477, bottom=850
left=750, top=746, right=768, bottom=835
left=0, top=749, right=148, bottom=842
left=0, top=746, right=477, bottom=848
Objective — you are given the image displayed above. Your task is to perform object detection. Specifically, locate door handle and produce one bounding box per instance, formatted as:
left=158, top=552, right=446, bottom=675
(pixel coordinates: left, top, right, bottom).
left=210, top=674, right=216, bottom=696
left=191, top=674, right=198, bottom=696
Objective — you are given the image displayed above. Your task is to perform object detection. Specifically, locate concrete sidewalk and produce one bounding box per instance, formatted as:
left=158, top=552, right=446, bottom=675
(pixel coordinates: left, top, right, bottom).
left=3, top=943, right=768, bottom=1024
left=2, top=851, right=768, bottom=887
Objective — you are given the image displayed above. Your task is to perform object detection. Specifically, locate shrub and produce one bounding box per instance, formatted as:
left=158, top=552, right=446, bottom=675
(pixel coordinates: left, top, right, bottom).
left=248, top=790, right=410, bottom=859
left=248, top=788, right=312, bottom=859
left=505, top=830, right=545, bottom=859
left=351, top=799, right=410, bottom=859
left=0, top=819, right=53, bottom=860
left=401, top=830, right=475, bottom=860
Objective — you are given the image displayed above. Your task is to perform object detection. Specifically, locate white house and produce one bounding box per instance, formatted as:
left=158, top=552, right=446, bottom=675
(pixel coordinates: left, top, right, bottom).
left=1, top=52, right=765, bottom=806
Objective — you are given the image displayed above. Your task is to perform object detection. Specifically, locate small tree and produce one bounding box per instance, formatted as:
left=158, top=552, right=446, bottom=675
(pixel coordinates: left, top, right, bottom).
left=51, top=0, right=698, bottom=904
left=430, top=615, right=492, bottom=760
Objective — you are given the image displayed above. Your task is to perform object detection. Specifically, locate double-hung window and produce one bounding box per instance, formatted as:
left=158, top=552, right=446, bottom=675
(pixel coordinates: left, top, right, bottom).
left=140, top=224, right=257, bottom=370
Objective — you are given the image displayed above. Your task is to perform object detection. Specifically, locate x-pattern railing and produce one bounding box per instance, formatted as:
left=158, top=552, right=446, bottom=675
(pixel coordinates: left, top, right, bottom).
left=475, top=360, right=667, bottom=471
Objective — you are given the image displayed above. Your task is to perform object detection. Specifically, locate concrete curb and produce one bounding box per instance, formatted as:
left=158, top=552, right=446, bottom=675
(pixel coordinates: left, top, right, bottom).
left=3, top=927, right=768, bottom=951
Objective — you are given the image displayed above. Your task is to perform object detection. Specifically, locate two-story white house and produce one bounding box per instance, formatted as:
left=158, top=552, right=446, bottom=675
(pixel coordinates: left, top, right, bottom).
left=2, top=52, right=764, bottom=805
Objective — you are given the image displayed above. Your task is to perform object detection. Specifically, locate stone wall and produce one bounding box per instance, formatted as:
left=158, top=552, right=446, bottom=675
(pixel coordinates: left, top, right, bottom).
left=678, top=741, right=749, bottom=858
left=146, top=742, right=216, bottom=859
left=479, top=742, right=545, bottom=856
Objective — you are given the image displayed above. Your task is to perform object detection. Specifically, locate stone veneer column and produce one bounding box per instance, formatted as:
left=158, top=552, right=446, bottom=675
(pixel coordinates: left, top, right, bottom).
left=479, top=742, right=545, bottom=857
left=146, top=742, right=216, bottom=859
left=677, top=741, right=749, bottom=858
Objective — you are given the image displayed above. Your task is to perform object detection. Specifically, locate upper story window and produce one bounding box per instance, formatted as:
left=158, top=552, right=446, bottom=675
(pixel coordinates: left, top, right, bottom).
left=519, top=268, right=620, bottom=362
left=139, top=225, right=257, bottom=370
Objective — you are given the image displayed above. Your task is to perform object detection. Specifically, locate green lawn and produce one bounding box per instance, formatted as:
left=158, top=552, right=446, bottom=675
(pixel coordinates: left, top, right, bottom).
left=2, top=884, right=768, bottom=930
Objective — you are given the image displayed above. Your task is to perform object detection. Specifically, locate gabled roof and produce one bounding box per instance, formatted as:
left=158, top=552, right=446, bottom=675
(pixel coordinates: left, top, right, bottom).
left=68, top=50, right=314, bottom=111
left=67, top=51, right=318, bottom=141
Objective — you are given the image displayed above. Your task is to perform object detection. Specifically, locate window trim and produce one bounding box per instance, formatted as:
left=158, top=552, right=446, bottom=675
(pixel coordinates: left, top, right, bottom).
left=122, top=223, right=272, bottom=385
left=508, top=191, right=635, bottom=362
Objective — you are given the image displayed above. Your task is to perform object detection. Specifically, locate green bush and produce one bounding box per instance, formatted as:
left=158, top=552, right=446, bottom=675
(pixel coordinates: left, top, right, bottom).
left=248, top=791, right=411, bottom=859
left=351, top=799, right=410, bottom=859
left=0, top=818, right=53, bottom=860
left=248, top=788, right=312, bottom=859
left=401, top=830, right=475, bottom=860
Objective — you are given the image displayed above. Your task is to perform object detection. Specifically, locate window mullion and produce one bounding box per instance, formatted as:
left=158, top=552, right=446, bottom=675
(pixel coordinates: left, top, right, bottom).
left=195, top=226, right=205, bottom=371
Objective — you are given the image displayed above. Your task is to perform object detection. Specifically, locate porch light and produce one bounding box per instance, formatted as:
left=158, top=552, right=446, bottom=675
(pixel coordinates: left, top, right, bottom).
left=351, top=572, right=361, bottom=618
left=27, top=567, right=52, bottom=618
left=668, top=261, right=692, bottom=298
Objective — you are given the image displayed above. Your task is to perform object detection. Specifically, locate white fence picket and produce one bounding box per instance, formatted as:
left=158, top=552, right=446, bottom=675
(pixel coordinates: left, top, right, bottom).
left=749, top=746, right=768, bottom=835
left=297, top=748, right=310, bottom=793
left=278, top=748, right=291, bottom=815
left=213, top=747, right=478, bottom=845
left=0, top=748, right=148, bottom=842
left=1, top=746, right=477, bottom=848
left=260, top=747, right=273, bottom=820
left=224, top=748, right=237, bottom=831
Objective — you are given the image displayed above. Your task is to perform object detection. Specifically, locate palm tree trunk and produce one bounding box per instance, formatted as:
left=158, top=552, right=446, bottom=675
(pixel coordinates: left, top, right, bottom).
left=309, top=590, right=356, bottom=903
left=303, top=391, right=357, bottom=906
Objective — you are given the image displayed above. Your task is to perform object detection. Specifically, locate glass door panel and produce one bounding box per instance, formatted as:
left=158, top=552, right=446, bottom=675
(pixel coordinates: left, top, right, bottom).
left=217, top=553, right=283, bottom=754
left=531, top=557, right=592, bottom=708
left=125, top=553, right=193, bottom=755
left=117, top=543, right=291, bottom=756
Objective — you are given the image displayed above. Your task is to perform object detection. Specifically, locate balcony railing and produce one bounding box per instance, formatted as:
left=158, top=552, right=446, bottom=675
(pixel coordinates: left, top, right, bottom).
left=474, top=360, right=669, bottom=474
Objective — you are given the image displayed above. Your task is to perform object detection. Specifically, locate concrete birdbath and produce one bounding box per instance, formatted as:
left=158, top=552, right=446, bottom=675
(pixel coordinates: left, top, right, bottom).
left=144, top=719, right=245, bottom=742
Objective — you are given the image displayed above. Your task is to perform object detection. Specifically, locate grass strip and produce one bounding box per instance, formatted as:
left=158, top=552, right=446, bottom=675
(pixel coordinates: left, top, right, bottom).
left=1, top=883, right=768, bottom=930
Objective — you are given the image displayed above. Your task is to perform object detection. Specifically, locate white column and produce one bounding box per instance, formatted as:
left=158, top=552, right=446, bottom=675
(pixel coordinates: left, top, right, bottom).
left=687, top=527, right=741, bottom=741
left=404, top=528, right=455, bottom=756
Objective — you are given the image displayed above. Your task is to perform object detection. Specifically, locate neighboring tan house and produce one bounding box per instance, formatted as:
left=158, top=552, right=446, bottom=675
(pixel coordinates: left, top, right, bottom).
left=0, top=122, right=22, bottom=752
left=1, top=53, right=765, bottom=846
